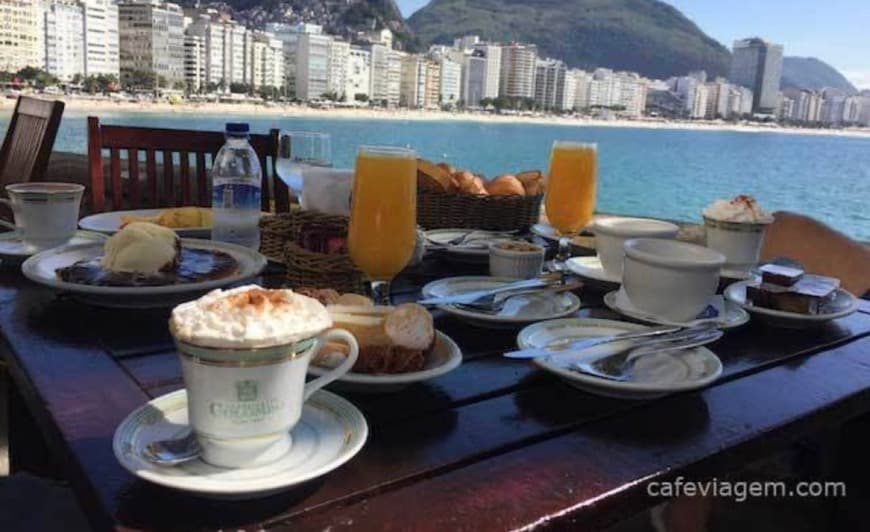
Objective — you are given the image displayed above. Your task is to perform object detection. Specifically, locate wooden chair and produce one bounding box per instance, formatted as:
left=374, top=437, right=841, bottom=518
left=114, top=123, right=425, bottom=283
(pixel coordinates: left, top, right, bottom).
left=0, top=96, right=65, bottom=186
left=87, top=117, right=289, bottom=214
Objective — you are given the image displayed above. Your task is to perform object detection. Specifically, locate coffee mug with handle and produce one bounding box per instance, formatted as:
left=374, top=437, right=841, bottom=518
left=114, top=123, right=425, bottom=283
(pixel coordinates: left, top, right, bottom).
left=2, top=183, right=84, bottom=252
left=176, top=328, right=359, bottom=469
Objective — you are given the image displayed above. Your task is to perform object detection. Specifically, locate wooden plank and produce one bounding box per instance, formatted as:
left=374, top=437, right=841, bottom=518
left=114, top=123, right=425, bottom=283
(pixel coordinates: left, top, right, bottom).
left=145, top=150, right=157, bottom=208
left=109, top=148, right=121, bottom=211
left=86, top=117, right=105, bottom=212
left=276, top=336, right=870, bottom=531
left=127, top=148, right=140, bottom=209
left=196, top=152, right=208, bottom=206
left=180, top=151, right=191, bottom=205
left=162, top=150, right=175, bottom=207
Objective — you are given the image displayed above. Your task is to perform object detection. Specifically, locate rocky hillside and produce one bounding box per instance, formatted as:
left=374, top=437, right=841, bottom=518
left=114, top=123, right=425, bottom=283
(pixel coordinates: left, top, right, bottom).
left=781, top=57, right=857, bottom=94
left=407, top=0, right=731, bottom=79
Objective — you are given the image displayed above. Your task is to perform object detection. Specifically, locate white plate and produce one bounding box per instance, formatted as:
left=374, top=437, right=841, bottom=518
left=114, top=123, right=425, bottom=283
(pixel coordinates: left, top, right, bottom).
left=309, top=331, right=463, bottom=393
left=113, top=389, right=367, bottom=499
left=425, top=229, right=521, bottom=261
left=21, top=238, right=267, bottom=308
left=0, top=230, right=107, bottom=264
left=724, top=280, right=858, bottom=328
left=79, top=209, right=210, bottom=238
left=565, top=255, right=621, bottom=285
left=604, top=288, right=749, bottom=329
left=517, top=318, right=723, bottom=399
left=421, top=276, right=581, bottom=328
left=720, top=266, right=757, bottom=281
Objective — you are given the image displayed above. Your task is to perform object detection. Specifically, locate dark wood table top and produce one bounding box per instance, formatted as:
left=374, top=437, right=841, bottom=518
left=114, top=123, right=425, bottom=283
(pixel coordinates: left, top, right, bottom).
left=2, top=256, right=870, bottom=532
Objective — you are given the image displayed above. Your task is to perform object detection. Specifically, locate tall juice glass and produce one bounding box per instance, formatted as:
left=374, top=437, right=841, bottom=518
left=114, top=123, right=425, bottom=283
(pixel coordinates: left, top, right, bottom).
left=545, top=141, right=598, bottom=261
left=348, top=146, right=417, bottom=304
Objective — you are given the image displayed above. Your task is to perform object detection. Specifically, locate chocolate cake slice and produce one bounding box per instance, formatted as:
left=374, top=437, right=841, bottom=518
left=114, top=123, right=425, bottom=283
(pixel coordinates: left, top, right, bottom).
left=746, top=274, right=840, bottom=315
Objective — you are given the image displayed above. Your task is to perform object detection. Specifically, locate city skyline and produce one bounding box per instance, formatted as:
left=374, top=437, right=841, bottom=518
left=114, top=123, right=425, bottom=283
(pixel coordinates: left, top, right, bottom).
left=397, top=0, right=870, bottom=90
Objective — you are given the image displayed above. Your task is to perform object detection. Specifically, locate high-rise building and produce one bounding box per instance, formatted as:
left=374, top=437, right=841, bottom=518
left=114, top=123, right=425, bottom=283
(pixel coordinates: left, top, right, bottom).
left=727, top=85, right=754, bottom=117
left=704, top=79, right=732, bottom=119
left=572, top=69, right=592, bottom=110
left=185, top=11, right=257, bottom=92
left=820, top=89, right=847, bottom=124
left=439, top=56, right=461, bottom=107
left=249, top=30, right=283, bottom=90
left=266, top=22, right=321, bottom=97
left=424, top=58, right=440, bottom=108
left=368, top=43, right=390, bottom=105
left=730, top=37, right=783, bottom=114
left=118, top=0, right=185, bottom=88
left=0, top=1, right=43, bottom=72
left=386, top=49, right=404, bottom=107
left=534, top=58, right=567, bottom=110
left=345, top=46, right=371, bottom=102
left=81, top=0, right=120, bottom=77
left=778, top=94, right=795, bottom=120
left=296, top=31, right=331, bottom=100
left=183, top=31, right=205, bottom=92
left=453, top=35, right=479, bottom=51
left=462, top=51, right=486, bottom=107
left=399, top=54, right=425, bottom=108
left=327, top=39, right=350, bottom=99
left=471, top=43, right=500, bottom=99
left=499, top=43, right=537, bottom=99
left=43, top=1, right=85, bottom=81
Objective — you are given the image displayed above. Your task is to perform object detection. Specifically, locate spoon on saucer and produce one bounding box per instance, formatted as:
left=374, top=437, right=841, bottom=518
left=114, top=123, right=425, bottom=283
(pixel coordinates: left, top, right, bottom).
left=143, top=432, right=201, bottom=466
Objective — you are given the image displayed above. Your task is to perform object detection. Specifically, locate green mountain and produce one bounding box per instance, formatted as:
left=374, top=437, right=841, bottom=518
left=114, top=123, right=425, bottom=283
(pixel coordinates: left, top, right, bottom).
left=408, top=0, right=731, bottom=79
left=781, top=57, right=857, bottom=95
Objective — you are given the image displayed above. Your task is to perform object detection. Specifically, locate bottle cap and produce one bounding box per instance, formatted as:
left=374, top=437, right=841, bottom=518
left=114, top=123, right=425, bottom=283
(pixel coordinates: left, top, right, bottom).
left=225, top=123, right=250, bottom=134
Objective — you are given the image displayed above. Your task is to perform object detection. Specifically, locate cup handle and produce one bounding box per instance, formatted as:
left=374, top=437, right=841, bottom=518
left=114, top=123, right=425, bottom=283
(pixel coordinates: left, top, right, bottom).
left=303, top=328, right=359, bottom=401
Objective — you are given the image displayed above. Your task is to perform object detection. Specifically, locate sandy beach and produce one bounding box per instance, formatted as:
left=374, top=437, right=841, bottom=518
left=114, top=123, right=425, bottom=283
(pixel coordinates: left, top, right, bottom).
left=3, top=95, right=870, bottom=139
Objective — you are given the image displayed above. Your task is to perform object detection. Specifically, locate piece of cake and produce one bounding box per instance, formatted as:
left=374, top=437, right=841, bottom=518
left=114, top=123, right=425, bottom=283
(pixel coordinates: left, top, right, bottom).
left=759, top=264, right=804, bottom=287
left=746, top=274, right=840, bottom=314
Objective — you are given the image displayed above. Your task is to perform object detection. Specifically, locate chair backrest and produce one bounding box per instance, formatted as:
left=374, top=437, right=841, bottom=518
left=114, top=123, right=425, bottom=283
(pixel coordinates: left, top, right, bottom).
left=0, top=96, right=65, bottom=186
left=87, top=116, right=289, bottom=214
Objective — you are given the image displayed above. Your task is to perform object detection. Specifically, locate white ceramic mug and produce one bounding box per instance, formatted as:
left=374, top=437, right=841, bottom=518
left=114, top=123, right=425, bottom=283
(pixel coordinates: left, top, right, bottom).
left=622, top=238, right=725, bottom=322
left=176, top=329, right=358, bottom=469
left=2, top=183, right=84, bottom=252
left=591, top=217, right=680, bottom=277
left=703, top=217, right=769, bottom=273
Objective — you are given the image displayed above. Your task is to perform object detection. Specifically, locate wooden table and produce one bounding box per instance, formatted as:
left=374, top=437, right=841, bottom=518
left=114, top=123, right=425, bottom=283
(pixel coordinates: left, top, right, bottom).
left=2, top=256, right=870, bottom=531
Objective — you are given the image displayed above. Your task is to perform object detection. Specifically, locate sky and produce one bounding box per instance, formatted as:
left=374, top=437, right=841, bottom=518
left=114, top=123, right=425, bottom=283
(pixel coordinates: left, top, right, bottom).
left=396, top=0, right=870, bottom=90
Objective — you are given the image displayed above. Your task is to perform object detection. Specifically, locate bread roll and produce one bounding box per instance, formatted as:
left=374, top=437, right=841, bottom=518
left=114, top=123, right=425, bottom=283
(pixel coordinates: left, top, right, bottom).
left=384, top=303, right=435, bottom=350
left=335, top=293, right=374, bottom=307
left=437, top=162, right=456, bottom=175
left=487, top=175, right=526, bottom=196
left=516, top=170, right=544, bottom=195
left=417, top=158, right=452, bottom=191
left=450, top=170, right=475, bottom=194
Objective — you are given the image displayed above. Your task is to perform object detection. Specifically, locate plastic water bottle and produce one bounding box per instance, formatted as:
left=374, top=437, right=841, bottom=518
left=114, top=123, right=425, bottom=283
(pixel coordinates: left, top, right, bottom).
left=211, top=123, right=262, bottom=249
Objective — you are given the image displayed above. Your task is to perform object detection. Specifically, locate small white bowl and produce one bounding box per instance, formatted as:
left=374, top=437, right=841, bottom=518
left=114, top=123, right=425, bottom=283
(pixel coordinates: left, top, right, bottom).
left=591, top=217, right=679, bottom=277
left=622, top=238, right=725, bottom=322
left=489, top=242, right=545, bottom=279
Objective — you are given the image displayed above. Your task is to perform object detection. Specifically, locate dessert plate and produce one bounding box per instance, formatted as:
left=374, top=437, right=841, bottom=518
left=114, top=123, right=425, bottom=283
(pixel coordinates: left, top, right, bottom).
left=516, top=318, right=723, bottom=399
left=21, top=238, right=267, bottom=308
left=424, top=229, right=520, bottom=262
left=565, top=255, right=620, bottom=285
left=421, top=276, right=581, bottom=328
left=604, top=288, right=749, bottom=329
left=0, top=230, right=106, bottom=264
left=309, top=331, right=463, bottom=393
left=724, top=280, right=859, bottom=328
left=79, top=209, right=210, bottom=238
left=113, top=389, right=367, bottom=499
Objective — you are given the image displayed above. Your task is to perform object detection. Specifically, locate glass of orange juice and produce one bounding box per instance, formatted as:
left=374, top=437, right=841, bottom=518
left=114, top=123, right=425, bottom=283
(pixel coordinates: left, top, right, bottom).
left=545, top=141, right=598, bottom=262
left=348, top=145, right=417, bottom=304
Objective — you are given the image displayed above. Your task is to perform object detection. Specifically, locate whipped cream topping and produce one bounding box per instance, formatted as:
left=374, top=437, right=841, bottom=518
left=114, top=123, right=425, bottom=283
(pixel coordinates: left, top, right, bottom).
left=102, top=222, right=180, bottom=274
left=170, top=285, right=332, bottom=348
left=703, top=195, right=773, bottom=223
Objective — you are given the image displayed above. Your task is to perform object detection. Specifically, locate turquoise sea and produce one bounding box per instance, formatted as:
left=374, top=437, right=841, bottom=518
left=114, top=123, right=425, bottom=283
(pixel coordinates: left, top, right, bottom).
left=2, top=109, right=869, bottom=240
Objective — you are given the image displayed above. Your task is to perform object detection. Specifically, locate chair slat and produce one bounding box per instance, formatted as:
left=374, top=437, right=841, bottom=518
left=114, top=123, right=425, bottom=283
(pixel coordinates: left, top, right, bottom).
left=270, top=130, right=290, bottom=213
left=180, top=152, right=191, bottom=205
left=128, top=148, right=140, bottom=208
left=258, top=152, right=270, bottom=212
left=109, top=148, right=121, bottom=211
left=145, top=150, right=157, bottom=208
left=163, top=150, right=174, bottom=207
left=196, top=152, right=208, bottom=207
left=1, top=97, right=64, bottom=187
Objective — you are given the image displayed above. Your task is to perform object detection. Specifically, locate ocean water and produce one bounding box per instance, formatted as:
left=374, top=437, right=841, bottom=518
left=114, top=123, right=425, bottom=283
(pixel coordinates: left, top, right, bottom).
left=2, top=108, right=869, bottom=240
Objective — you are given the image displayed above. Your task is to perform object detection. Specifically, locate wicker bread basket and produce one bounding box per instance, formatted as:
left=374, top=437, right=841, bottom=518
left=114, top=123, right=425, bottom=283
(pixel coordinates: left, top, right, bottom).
left=416, top=188, right=544, bottom=231
left=259, top=211, right=366, bottom=294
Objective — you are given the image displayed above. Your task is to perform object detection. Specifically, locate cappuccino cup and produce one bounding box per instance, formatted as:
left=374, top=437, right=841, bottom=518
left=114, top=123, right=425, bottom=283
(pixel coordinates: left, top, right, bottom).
left=170, top=286, right=359, bottom=468
left=2, top=183, right=84, bottom=252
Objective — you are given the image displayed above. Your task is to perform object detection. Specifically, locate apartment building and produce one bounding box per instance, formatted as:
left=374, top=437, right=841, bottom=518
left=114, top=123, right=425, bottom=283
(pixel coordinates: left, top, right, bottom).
left=118, top=0, right=185, bottom=87
left=345, top=46, right=371, bottom=101
left=0, top=1, right=43, bottom=72
left=499, top=43, right=537, bottom=99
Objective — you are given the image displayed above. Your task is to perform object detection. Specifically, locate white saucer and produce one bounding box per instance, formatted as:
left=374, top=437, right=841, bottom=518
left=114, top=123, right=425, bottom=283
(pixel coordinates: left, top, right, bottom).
left=0, top=230, right=107, bottom=264
left=421, top=276, right=581, bottom=328
left=113, top=389, right=368, bottom=499
left=22, top=238, right=267, bottom=308
left=565, top=255, right=620, bottom=285
left=604, top=288, right=749, bottom=329
left=724, top=280, right=859, bottom=329
left=516, top=318, right=723, bottom=399
left=309, top=331, right=463, bottom=393
left=720, top=266, right=757, bottom=281
left=79, top=208, right=210, bottom=237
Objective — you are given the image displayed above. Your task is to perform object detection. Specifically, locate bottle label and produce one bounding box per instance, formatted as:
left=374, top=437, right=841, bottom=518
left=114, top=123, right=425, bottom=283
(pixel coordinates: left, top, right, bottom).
left=213, top=183, right=260, bottom=209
